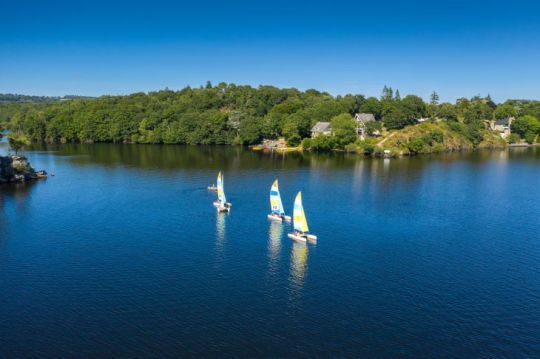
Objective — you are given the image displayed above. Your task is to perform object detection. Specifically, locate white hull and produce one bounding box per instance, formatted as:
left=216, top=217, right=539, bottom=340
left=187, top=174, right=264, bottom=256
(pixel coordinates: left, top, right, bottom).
left=267, top=214, right=283, bottom=222
left=214, top=201, right=231, bottom=212
left=268, top=214, right=292, bottom=222
left=214, top=201, right=232, bottom=208
left=288, top=233, right=306, bottom=242
left=288, top=232, right=317, bottom=242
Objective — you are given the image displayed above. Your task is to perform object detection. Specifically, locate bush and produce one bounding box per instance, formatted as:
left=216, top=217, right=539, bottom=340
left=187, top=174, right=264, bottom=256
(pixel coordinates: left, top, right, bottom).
left=310, top=135, right=336, bottom=152
left=407, top=137, right=426, bottom=154
left=507, top=133, right=520, bottom=144
left=524, top=131, right=537, bottom=144
left=344, top=143, right=358, bottom=153
left=301, top=138, right=312, bottom=149
left=286, top=134, right=302, bottom=146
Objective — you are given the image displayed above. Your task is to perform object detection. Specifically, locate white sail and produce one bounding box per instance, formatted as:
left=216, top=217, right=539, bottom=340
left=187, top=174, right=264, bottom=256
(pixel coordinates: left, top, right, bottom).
left=293, top=192, right=309, bottom=233
left=270, top=179, right=285, bottom=215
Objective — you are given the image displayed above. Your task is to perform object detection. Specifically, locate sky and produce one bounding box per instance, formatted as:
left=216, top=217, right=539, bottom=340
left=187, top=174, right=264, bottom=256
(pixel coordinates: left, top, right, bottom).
left=1, top=0, right=539, bottom=102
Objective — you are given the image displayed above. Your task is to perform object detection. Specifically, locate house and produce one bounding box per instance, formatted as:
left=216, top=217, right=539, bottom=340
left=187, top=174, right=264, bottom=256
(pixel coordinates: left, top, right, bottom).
left=354, top=113, right=376, bottom=138
left=311, top=122, right=332, bottom=137
left=491, top=118, right=513, bottom=138
left=354, top=113, right=375, bottom=123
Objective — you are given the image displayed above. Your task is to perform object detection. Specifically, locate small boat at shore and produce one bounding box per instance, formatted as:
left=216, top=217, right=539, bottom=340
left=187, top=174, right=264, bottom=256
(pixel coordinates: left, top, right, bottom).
left=267, top=179, right=291, bottom=222
left=213, top=171, right=231, bottom=212
left=288, top=192, right=317, bottom=242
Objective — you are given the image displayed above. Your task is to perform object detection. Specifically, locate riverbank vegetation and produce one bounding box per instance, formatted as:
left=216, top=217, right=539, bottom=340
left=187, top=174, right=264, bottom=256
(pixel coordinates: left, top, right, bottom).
left=2, top=84, right=539, bottom=155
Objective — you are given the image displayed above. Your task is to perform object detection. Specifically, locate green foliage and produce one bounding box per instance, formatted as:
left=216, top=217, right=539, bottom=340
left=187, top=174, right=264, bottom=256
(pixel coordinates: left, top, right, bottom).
left=301, top=137, right=312, bottom=149
left=6, top=84, right=540, bottom=152
left=365, top=120, right=382, bottom=135
left=7, top=132, right=31, bottom=155
left=493, top=104, right=516, bottom=120
left=421, top=130, right=444, bottom=145
left=507, top=133, right=520, bottom=144
left=330, top=113, right=356, bottom=148
left=407, top=137, right=427, bottom=154
left=511, top=115, right=540, bottom=140
left=430, top=91, right=439, bottom=105
left=310, top=135, right=337, bottom=152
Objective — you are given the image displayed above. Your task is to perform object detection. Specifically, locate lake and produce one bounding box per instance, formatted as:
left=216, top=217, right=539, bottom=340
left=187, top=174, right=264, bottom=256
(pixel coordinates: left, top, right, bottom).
left=0, top=143, right=539, bottom=357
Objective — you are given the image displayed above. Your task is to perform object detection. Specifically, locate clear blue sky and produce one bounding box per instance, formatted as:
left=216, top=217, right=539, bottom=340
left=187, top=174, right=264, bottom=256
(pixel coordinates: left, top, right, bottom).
left=1, top=0, right=539, bottom=102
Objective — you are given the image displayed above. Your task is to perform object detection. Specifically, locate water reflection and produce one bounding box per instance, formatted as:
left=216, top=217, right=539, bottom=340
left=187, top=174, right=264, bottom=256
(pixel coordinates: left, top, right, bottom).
left=267, top=221, right=282, bottom=275
left=289, top=241, right=308, bottom=294
left=215, top=212, right=227, bottom=252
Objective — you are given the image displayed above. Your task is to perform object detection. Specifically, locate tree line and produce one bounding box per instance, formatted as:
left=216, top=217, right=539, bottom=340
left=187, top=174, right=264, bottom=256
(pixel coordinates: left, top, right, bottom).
left=3, top=83, right=540, bottom=149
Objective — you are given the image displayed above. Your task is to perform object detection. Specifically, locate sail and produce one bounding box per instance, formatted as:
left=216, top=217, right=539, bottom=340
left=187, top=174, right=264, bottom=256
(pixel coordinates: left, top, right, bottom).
left=270, top=179, right=285, bottom=215
left=217, top=172, right=227, bottom=203
left=293, top=192, right=309, bottom=232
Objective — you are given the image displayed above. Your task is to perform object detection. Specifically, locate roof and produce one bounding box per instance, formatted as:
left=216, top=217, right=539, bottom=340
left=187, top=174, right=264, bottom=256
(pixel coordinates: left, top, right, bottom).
left=355, top=113, right=375, bottom=122
left=311, top=122, right=332, bottom=132
left=495, top=118, right=510, bottom=126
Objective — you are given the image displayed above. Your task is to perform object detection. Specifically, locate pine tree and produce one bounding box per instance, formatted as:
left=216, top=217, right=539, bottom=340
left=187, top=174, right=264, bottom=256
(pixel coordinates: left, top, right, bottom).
left=395, top=89, right=401, bottom=101
left=381, top=86, right=394, bottom=101
left=430, top=91, right=440, bottom=105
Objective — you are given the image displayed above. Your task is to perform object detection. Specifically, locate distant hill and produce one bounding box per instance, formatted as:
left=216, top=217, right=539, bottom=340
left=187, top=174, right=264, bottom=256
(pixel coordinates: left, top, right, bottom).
left=0, top=93, right=94, bottom=104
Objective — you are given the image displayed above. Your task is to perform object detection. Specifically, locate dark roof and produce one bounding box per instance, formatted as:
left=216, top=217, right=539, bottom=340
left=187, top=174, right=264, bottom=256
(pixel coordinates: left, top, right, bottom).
left=311, top=122, right=332, bottom=132
left=495, top=118, right=510, bottom=126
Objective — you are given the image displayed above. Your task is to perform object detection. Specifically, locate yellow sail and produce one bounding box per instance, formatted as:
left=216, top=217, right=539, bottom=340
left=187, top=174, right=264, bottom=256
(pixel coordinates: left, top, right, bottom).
left=293, top=192, right=309, bottom=233
left=217, top=171, right=226, bottom=203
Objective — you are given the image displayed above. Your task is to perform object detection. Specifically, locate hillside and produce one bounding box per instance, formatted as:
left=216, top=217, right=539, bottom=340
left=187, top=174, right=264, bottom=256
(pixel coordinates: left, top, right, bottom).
left=2, top=85, right=539, bottom=152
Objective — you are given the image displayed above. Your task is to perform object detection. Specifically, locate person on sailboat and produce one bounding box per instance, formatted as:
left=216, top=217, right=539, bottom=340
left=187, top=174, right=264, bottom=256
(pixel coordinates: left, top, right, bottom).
left=268, top=179, right=291, bottom=221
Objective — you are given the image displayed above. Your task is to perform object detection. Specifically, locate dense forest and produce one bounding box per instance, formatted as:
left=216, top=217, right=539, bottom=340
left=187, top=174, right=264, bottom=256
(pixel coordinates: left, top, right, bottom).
left=2, top=83, right=539, bottom=154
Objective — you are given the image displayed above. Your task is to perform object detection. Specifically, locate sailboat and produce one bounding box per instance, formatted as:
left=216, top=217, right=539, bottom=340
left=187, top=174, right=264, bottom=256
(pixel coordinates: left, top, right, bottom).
left=288, top=192, right=317, bottom=242
left=267, top=179, right=291, bottom=222
left=213, top=171, right=231, bottom=212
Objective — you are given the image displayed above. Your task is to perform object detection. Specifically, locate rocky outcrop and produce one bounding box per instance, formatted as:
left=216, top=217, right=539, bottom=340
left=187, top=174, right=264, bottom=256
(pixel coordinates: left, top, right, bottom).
left=0, top=156, right=47, bottom=184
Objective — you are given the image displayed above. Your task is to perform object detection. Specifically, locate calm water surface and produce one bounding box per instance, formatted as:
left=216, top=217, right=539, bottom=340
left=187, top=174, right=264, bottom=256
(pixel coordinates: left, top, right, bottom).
left=0, top=144, right=539, bottom=357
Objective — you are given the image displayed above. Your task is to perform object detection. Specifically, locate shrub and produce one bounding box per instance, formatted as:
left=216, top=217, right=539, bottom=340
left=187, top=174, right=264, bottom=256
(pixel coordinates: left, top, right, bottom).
left=524, top=131, right=537, bottom=144
left=507, top=133, right=520, bottom=144
left=310, top=135, right=336, bottom=152
left=301, top=138, right=312, bottom=149
left=344, top=143, right=358, bottom=153
left=407, top=137, right=426, bottom=154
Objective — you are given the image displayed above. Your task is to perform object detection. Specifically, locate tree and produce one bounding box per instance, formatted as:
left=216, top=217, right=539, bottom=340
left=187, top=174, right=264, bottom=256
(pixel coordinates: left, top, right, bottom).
left=330, top=113, right=357, bottom=148
left=381, top=86, right=393, bottom=101
left=394, top=89, right=401, bottom=101
left=511, top=115, right=540, bottom=142
left=400, top=95, right=427, bottom=120
left=430, top=91, right=439, bottom=105
left=493, top=104, right=516, bottom=120
left=8, top=132, right=31, bottom=155
left=359, top=97, right=382, bottom=120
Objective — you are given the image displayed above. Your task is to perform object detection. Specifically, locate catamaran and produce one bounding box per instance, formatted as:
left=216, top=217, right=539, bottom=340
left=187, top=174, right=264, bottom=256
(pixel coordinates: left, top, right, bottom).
left=267, top=179, right=291, bottom=222
left=213, top=171, right=231, bottom=212
left=288, top=192, right=317, bottom=242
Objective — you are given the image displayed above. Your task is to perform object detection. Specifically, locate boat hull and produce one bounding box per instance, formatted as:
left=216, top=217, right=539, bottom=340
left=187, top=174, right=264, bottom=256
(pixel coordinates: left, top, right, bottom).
left=288, top=232, right=317, bottom=242
left=214, top=201, right=231, bottom=212
left=287, top=233, right=306, bottom=242
left=267, top=214, right=283, bottom=222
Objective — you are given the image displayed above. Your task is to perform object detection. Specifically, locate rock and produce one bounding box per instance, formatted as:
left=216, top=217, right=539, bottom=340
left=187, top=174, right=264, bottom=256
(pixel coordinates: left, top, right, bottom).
left=0, top=156, right=47, bottom=184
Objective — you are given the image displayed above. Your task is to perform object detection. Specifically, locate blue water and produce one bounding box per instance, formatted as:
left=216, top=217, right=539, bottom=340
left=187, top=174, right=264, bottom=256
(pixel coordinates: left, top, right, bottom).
left=1, top=144, right=539, bottom=357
